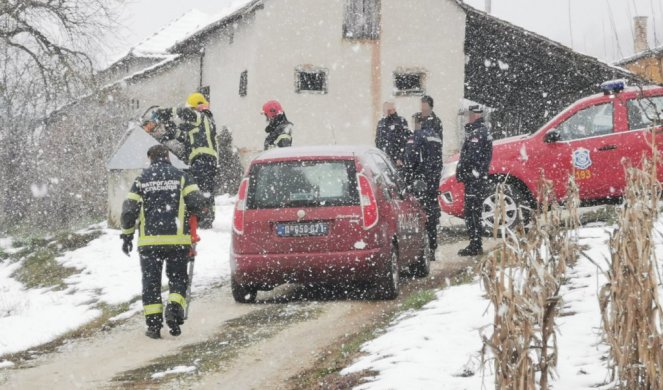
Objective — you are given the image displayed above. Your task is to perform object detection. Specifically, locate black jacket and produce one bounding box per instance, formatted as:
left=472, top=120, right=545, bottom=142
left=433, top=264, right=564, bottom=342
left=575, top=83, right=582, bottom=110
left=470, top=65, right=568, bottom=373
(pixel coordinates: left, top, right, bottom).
left=375, top=113, right=411, bottom=164
left=456, top=118, right=493, bottom=185
left=405, top=114, right=443, bottom=193
left=157, top=107, right=219, bottom=164
left=121, top=160, right=206, bottom=251
left=264, top=114, right=293, bottom=150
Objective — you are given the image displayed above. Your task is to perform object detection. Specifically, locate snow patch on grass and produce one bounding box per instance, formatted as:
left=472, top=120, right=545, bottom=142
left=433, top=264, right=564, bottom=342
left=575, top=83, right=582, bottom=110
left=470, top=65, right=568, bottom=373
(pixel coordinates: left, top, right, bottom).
left=0, top=195, right=234, bottom=357
left=343, top=224, right=622, bottom=389
left=150, top=365, right=196, bottom=379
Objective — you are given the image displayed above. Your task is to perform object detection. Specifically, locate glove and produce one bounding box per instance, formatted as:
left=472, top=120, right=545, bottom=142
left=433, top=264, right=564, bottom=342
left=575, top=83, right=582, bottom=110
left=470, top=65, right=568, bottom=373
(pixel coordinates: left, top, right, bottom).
left=120, top=234, right=133, bottom=256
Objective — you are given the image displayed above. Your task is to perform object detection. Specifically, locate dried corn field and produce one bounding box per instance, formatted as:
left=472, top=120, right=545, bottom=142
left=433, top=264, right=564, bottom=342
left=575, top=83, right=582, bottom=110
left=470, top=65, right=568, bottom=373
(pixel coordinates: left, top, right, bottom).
left=597, top=157, right=663, bottom=390
left=481, top=174, right=580, bottom=390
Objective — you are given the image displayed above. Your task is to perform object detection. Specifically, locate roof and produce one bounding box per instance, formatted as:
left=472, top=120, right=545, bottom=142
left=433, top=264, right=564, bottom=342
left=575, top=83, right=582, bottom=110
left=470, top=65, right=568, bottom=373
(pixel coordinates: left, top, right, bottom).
left=615, top=45, right=663, bottom=66
left=253, top=145, right=378, bottom=162
left=107, top=126, right=188, bottom=170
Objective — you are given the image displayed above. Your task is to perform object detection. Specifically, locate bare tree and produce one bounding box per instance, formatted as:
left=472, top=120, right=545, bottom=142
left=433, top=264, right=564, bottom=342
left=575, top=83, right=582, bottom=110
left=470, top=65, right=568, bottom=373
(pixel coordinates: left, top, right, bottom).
left=0, top=0, right=124, bottom=232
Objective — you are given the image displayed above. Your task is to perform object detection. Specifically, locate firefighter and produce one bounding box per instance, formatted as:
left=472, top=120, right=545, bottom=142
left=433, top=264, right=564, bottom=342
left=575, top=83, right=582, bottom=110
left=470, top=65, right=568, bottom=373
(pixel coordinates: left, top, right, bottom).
left=154, top=92, right=218, bottom=228
left=120, top=145, right=206, bottom=339
left=456, top=105, right=493, bottom=256
left=262, top=100, right=293, bottom=150
left=375, top=101, right=411, bottom=169
left=405, top=95, right=443, bottom=253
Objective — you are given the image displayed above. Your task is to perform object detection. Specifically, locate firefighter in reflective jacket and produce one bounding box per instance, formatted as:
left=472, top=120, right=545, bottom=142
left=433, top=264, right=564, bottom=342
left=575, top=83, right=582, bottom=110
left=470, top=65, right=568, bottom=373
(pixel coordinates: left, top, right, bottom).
left=121, top=145, right=206, bottom=339
left=155, top=92, right=218, bottom=228
left=262, top=100, right=293, bottom=150
left=405, top=95, right=443, bottom=253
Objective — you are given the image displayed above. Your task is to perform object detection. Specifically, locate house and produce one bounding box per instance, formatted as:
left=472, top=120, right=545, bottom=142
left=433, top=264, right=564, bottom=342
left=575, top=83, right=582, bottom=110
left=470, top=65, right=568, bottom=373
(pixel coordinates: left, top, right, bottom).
left=32, top=0, right=634, bottom=229
left=614, top=17, right=663, bottom=84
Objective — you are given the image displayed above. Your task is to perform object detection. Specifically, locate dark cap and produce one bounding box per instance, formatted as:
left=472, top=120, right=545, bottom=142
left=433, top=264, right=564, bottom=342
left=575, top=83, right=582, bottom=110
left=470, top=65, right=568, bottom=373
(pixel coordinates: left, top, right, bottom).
left=421, top=95, right=434, bottom=108
left=147, top=144, right=170, bottom=162
left=468, top=104, right=483, bottom=114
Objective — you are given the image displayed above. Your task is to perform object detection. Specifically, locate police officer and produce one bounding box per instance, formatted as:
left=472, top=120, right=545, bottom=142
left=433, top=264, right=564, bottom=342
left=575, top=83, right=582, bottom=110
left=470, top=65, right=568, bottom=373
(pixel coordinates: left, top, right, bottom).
left=121, top=145, right=206, bottom=339
left=405, top=95, right=443, bottom=253
left=262, top=100, right=293, bottom=150
left=456, top=105, right=493, bottom=256
left=155, top=92, right=218, bottom=228
left=375, top=101, right=411, bottom=169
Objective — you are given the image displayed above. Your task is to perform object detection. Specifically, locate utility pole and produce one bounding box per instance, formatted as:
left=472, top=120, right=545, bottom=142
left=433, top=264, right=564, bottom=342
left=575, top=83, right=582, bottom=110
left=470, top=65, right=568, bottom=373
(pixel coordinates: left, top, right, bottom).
left=485, top=0, right=492, bottom=14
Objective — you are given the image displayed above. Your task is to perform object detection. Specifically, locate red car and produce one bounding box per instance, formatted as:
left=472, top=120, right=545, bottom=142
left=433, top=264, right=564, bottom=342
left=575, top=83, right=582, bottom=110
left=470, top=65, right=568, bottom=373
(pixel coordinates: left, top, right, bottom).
left=439, top=81, right=663, bottom=230
left=230, top=146, right=431, bottom=303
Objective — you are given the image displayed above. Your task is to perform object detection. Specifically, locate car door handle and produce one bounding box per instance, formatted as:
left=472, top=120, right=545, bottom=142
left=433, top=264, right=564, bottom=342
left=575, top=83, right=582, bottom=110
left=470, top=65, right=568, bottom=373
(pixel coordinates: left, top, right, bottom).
left=598, top=145, right=618, bottom=151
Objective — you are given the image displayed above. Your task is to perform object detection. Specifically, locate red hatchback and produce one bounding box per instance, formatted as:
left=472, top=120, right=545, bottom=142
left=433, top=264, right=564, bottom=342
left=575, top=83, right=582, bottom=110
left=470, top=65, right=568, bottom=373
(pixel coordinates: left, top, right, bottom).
left=439, top=82, right=663, bottom=231
left=230, top=146, right=431, bottom=303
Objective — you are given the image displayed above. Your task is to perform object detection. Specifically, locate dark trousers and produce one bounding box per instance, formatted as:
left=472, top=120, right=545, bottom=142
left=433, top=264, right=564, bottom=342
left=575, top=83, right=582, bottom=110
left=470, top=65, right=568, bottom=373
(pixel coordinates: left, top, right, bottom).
left=140, top=248, right=189, bottom=328
left=190, top=155, right=219, bottom=228
left=463, top=182, right=484, bottom=249
left=419, top=187, right=441, bottom=250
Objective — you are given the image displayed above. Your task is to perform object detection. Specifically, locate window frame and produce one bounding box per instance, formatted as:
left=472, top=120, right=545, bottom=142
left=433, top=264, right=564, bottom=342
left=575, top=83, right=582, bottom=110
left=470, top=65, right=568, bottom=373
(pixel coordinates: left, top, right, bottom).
left=343, top=0, right=381, bottom=40
left=627, top=95, right=663, bottom=131
left=239, top=70, right=248, bottom=97
left=555, top=102, right=615, bottom=141
left=295, top=66, right=329, bottom=95
left=393, top=71, right=427, bottom=96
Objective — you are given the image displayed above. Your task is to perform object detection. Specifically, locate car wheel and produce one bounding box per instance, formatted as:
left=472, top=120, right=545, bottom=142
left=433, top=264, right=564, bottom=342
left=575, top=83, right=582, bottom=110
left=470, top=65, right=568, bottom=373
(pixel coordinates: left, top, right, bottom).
left=376, top=245, right=400, bottom=300
left=231, top=277, right=257, bottom=304
left=411, top=235, right=431, bottom=278
left=481, top=182, right=532, bottom=234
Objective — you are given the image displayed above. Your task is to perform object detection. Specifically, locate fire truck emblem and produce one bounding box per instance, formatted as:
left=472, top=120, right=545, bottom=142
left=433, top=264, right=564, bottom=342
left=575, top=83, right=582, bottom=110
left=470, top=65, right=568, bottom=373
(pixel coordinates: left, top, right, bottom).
left=573, top=148, right=592, bottom=170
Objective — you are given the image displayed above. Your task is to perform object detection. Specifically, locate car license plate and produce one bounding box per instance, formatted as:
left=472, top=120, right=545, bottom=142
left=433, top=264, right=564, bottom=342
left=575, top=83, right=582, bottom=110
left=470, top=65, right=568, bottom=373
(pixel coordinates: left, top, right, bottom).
left=276, top=222, right=329, bottom=237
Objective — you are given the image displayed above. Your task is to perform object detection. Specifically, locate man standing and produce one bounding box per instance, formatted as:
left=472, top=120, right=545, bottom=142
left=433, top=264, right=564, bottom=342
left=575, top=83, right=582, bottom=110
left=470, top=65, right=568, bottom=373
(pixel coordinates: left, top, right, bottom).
left=456, top=105, right=493, bottom=256
left=375, top=101, right=411, bottom=168
left=262, top=100, right=293, bottom=150
left=155, top=92, right=218, bottom=228
left=121, top=145, right=206, bottom=339
left=405, top=95, right=444, bottom=253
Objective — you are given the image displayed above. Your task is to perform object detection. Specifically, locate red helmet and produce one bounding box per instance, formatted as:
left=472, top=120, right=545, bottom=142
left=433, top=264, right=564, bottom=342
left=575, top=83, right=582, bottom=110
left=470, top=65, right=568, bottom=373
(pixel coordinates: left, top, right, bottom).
left=262, top=100, right=283, bottom=120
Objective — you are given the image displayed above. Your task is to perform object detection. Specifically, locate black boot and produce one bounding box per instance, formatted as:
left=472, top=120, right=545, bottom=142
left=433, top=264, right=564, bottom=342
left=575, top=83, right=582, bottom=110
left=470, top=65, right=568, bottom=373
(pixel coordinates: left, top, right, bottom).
left=458, top=245, right=483, bottom=257
left=145, top=326, right=161, bottom=339
left=166, top=303, right=185, bottom=336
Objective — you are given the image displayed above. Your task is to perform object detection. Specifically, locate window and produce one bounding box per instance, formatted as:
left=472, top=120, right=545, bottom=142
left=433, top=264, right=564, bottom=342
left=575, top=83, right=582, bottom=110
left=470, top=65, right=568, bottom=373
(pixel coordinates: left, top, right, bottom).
left=295, top=67, right=328, bottom=94
left=239, top=70, right=248, bottom=97
left=129, top=99, right=140, bottom=110
left=628, top=96, right=663, bottom=130
left=199, top=86, right=210, bottom=103
left=394, top=72, right=425, bottom=96
left=556, top=103, right=614, bottom=141
left=248, top=161, right=359, bottom=209
left=343, top=0, right=380, bottom=40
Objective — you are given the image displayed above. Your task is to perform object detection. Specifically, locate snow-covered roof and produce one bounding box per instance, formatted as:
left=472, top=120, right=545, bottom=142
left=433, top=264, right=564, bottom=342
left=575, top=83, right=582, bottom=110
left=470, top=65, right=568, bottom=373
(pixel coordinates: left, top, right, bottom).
left=129, top=9, right=218, bottom=57
left=107, top=125, right=187, bottom=170
left=615, top=45, right=663, bottom=66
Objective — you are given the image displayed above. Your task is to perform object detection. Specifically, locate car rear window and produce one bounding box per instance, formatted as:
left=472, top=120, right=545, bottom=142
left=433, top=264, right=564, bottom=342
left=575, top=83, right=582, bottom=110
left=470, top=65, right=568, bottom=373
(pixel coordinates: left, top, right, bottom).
left=247, top=160, right=359, bottom=209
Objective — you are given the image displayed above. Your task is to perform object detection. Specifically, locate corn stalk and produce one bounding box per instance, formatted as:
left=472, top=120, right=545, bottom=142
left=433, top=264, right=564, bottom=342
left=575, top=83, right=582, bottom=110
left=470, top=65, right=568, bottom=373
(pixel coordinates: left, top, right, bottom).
left=598, top=155, right=663, bottom=389
left=482, top=173, right=579, bottom=389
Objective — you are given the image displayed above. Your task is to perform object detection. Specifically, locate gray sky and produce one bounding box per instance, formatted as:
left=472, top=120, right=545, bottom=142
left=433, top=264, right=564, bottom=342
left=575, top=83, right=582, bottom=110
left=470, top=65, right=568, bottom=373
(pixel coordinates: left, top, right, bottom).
left=101, top=0, right=663, bottom=66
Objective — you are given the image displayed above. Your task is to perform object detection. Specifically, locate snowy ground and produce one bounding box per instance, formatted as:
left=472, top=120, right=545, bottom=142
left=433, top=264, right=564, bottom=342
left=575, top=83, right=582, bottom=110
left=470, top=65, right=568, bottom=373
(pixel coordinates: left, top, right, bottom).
left=342, top=221, right=656, bottom=390
left=0, top=195, right=235, bottom=358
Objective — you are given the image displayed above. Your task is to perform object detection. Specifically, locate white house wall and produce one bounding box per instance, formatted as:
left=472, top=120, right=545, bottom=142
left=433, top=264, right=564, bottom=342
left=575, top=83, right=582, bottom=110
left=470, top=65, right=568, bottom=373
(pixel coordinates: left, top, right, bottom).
left=381, top=0, right=466, bottom=154
left=124, top=57, right=201, bottom=115
left=201, top=0, right=466, bottom=162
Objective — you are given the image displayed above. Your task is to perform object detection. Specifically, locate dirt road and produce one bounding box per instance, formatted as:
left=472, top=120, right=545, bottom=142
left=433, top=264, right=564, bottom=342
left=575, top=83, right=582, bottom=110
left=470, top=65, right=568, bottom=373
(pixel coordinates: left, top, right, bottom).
left=0, top=236, right=484, bottom=390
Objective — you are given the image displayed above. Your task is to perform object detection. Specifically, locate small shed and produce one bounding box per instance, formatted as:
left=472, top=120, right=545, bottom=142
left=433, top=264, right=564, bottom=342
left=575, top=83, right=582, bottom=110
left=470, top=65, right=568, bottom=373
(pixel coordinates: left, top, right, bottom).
left=106, top=125, right=188, bottom=228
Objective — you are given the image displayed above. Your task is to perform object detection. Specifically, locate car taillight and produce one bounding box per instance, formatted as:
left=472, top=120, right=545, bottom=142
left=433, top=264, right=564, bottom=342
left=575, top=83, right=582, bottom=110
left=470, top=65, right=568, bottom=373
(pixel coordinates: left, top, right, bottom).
left=357, top=173, right=379, bottom=229
left=233, top=178, right=249, bottom=234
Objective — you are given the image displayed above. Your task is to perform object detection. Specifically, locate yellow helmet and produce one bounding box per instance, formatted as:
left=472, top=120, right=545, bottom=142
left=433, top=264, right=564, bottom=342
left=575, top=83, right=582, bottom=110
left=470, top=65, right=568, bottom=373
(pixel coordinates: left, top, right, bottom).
left=186, top=92, right=209, bottom=108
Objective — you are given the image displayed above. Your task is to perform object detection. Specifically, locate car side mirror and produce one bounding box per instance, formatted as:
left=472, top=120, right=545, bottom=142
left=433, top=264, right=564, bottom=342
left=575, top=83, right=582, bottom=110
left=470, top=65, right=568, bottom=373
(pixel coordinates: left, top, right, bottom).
left=544, top=130, right=561, bottom=143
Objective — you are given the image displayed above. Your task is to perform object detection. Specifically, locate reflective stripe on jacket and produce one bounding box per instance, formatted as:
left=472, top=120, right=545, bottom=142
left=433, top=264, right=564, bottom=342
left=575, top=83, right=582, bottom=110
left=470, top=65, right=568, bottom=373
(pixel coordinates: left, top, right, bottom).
left=121, top=161, right=206, bottom=250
